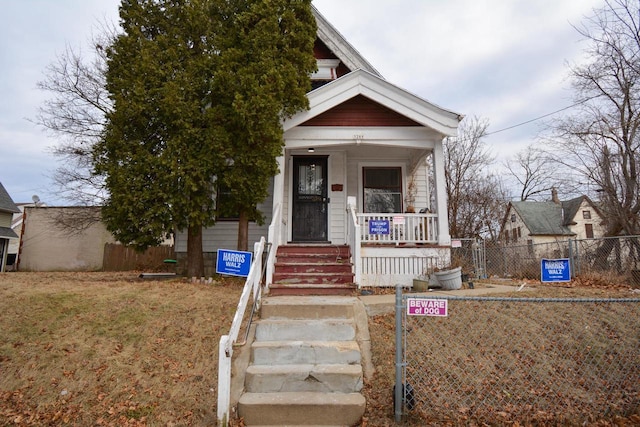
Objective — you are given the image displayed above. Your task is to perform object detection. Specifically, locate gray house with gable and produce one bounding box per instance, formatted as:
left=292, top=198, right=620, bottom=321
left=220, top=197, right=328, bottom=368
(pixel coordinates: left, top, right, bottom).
left=0, top=183, right=20, bottom=272
left=500, top=189, right=606, bottom=257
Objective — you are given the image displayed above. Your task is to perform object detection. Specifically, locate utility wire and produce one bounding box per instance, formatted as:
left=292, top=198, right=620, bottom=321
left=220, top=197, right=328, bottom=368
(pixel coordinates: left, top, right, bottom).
left=485, top=96, right=595, bottom=137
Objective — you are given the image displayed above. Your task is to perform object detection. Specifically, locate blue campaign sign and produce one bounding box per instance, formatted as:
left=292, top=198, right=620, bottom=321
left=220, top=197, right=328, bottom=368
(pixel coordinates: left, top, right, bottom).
left=216, top=249, right=253, bottom=277
left=369, top=219, right=390, bottom=235
left=541, top=258, right=571, bottom=282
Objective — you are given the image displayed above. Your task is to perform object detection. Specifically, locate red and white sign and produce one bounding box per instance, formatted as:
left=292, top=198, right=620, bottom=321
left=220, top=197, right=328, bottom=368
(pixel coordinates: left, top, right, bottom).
left=407, top=298, right=448, bottom=317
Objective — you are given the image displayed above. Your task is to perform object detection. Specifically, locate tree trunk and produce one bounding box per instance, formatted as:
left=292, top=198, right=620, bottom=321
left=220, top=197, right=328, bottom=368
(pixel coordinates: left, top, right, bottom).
left=187, top=223, right=204, bottom=278
left=237, top=211, right=249, bottom=251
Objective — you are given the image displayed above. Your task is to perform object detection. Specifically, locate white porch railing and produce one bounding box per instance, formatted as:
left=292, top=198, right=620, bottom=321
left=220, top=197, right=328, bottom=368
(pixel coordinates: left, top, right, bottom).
left=357, top=213, right=438, bottom=244
left=265, top=202, right=283, bottom=290
left=217, top=237, right=266, bottom=427
left=346, top=201, right=362, bottom=286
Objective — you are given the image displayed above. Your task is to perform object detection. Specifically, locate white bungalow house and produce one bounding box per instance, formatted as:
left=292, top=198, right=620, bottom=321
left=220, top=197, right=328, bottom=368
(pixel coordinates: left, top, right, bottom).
left=175, top=6, right=462, bottom=289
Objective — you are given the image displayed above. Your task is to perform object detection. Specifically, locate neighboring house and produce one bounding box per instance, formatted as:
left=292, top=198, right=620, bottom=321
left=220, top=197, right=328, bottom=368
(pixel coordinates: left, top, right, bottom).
left=8, top=199, right=46, bottom=271
left=500, top=189, right=606, bottom=257
left=16, top=206, right=117, bottom=272
left=174, top=6, right=462, bottom=287
left=0, top=183, right=20, bottom=272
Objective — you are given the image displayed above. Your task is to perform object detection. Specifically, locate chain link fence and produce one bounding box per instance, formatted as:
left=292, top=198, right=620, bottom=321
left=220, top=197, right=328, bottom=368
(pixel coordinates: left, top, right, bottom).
left=451, top=236, right=640, bottom=286
left=395, top=292, right=640, bottom=424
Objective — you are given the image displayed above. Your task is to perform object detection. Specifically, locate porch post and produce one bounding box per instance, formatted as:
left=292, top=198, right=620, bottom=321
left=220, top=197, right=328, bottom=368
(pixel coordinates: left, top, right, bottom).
left=432, top=142, right=451, bottom=246
left=272, top=155, right=285, bottom=244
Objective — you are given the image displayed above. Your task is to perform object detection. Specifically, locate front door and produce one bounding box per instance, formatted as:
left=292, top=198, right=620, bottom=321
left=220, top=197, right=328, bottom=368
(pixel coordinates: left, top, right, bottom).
left=292, top=156, right=328, bottom=242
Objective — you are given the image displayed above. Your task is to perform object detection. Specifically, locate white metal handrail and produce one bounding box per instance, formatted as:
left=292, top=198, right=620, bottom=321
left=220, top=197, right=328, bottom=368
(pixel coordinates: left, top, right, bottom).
left=357, top=213, right=438, bottom=244
left=217, top=236, right=266, bottom=427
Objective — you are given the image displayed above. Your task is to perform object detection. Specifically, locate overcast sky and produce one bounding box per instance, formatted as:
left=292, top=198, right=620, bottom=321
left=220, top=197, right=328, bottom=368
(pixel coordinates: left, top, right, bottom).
left=0, top=0, right=603, bottom=205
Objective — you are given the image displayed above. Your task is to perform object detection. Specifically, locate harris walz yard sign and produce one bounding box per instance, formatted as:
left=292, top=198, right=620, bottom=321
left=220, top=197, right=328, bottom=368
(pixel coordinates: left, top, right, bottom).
left=216, top=249, right=253, bottom=277
left=541, top=258, right=571, bottom=283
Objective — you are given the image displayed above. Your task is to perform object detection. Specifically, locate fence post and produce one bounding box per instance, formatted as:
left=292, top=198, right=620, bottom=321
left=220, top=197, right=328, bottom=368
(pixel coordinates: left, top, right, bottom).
left=573, top=238, right=580, bottom=276
left=217, top=335, right=231, bottom=427
left=394, top=284, right=403, bottom=423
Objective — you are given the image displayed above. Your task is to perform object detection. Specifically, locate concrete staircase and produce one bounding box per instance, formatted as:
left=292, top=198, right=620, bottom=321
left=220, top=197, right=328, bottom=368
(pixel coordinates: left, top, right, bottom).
left=269, top=244, right=356, bottom=296
left=237, top=296, right=369, bottom=426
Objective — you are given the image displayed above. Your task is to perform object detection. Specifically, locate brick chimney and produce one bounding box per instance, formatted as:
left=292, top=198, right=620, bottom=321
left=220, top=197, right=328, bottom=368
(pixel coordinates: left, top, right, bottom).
left=551, top=187, right=561, bottom=205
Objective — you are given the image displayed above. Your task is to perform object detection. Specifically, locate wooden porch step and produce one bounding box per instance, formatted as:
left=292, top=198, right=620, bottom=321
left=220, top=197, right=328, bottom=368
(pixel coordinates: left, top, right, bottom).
left=274, top=262, right=352, bottom=274
left=271, top=244, right=355, bottom=296
left=273, top=271, right=354, bottom=285
left=277, top=244, right=350, bottom=259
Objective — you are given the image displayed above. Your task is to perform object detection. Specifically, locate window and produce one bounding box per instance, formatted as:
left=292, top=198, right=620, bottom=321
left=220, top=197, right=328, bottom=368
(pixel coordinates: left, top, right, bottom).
left=585, top=223, right=594, bottom=238
left=216, top=181, right=240, bottom=220
left=363, top=167, right=402, bottom=213
left=583, top=210, right=591, bottom=219
left=511, top=214, right=516, bottom=222
left=512, top=228, right=518, bottom=242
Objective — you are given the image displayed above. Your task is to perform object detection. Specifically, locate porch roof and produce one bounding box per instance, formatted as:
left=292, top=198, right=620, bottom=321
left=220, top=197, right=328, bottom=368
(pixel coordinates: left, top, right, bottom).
left=283, top=69, right=462, bottom=137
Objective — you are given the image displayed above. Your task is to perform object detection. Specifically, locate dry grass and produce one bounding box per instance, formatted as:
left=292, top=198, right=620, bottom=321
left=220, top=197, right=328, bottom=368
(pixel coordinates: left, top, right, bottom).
left=1, top=272, right=638, bottom=426
left=0, top=272, right=243, bottom=426
left=361, top=279, right=640, bottom=427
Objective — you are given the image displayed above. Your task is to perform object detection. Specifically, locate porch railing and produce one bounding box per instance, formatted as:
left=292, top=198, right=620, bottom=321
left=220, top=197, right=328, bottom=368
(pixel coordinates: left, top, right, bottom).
left=346, top=201, right=362, bottom=285
left=357, top=213, right=438, bottom=244
left=265, top=202, right=283, bottom=290
left=217, top=237, right=267, bottom=427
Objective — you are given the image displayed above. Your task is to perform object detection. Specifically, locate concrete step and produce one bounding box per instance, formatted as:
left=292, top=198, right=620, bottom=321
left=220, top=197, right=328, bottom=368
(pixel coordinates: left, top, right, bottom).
left=245, top=364, right=363, bottom=393
left=260, top=296, right=356, bottom=320
left=268, top=284, right=357, bottom=296
left=255, top=319, right=355, bottom=342
left=238, top=392, right=365, bottom=426
left=251, top=340, right=361, bottom=365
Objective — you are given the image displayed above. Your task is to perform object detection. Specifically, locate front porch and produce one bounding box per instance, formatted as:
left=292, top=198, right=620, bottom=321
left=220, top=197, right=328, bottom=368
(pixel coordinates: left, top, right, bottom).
left=266, top=203, right=452, bottom=289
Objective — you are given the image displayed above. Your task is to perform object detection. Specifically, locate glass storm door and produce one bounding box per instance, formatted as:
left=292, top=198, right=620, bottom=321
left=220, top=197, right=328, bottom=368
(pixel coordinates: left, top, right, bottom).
left=292, top=156, right=328, bottom=242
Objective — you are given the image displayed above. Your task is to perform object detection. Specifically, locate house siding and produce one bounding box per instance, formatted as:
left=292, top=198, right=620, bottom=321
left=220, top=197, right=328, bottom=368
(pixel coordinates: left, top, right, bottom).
left=175, top=178, right=274, bottom=254
left=301, top=95, right=421, bottom=127
left=502, top=210, right=529, bottom=244
left=0, top=212, right=11, bottom=228
left=569, top=199, right=605, bottom=239
left=328, top=152, right=346, bottom=243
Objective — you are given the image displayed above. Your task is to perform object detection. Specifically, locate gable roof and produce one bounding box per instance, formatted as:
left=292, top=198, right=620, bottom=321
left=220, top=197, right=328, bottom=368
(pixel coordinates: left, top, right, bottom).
left=284, top=69, right=462, bottom=136
left=0, top=182, right=20, bottom=239
left=506, top=195, right=603, bottom=237
left=0, top=182, right=20, bottom=214
left=509, top=201, right=574, bottom=236
left=312, top=5, right=381, bottom=77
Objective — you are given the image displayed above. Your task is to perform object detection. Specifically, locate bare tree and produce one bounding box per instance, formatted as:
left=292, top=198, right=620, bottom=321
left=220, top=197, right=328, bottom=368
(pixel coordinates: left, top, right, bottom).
left=545, top=0, right=640, bottom=236
left=36, top=23, right=117, bottom=206
left=444, top=116, right=508, bottom=239
left=503, top=145, right=555, bottom=201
